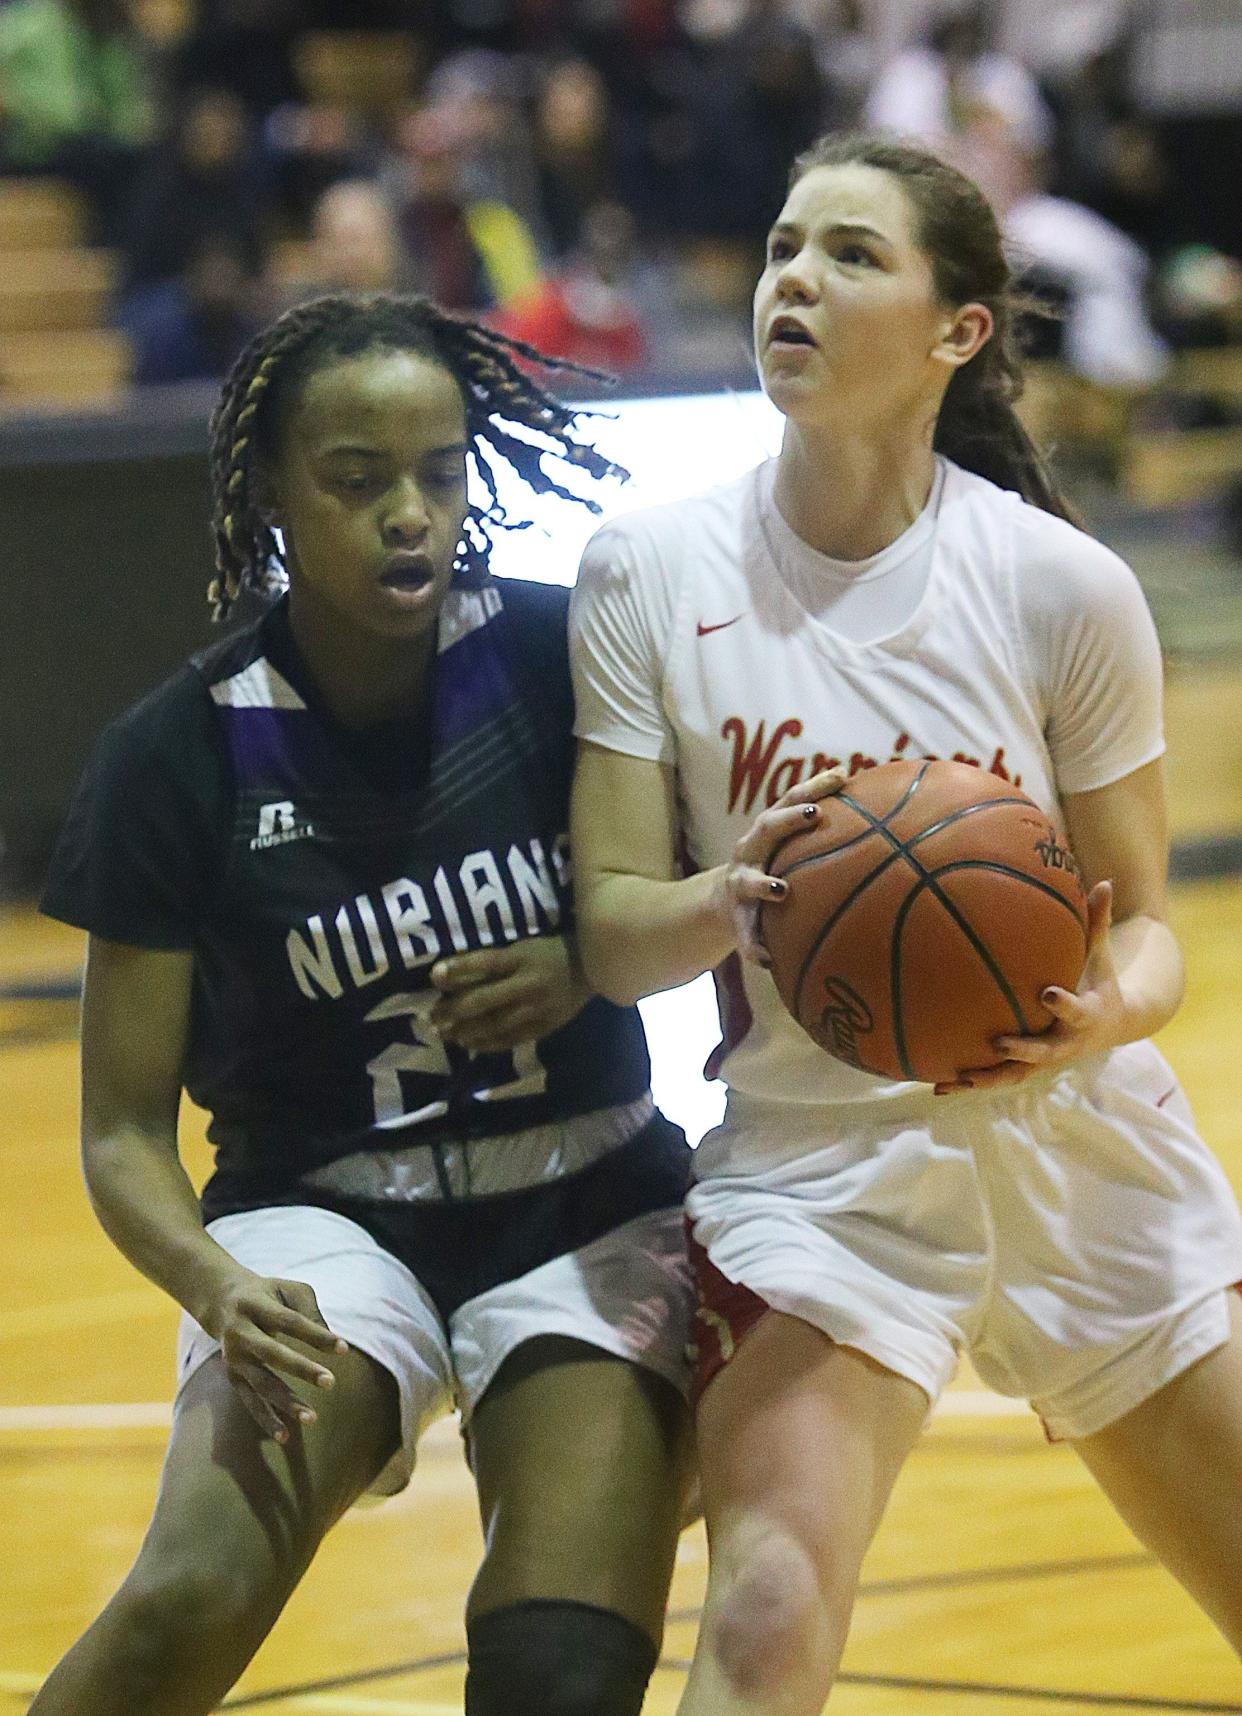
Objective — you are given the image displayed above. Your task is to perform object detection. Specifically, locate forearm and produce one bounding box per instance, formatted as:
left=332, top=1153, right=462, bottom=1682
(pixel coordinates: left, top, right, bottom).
left=1110, top=912, right=1185, bottom=1041
left=82, top=1128, right=250, bottom=1328
left=578, top=866, right=736, bottom=1005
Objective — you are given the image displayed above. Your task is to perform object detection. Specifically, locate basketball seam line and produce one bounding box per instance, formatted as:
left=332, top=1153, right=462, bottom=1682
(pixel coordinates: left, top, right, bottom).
left=782, top=762, right=936, bottom=1026
left=930, top=860, right=1091, bottom=924
left=775, top=792, right=1032, bottom=883
left=770, top=765, right=931, bottom=880
left=790, top=774, right=1071, bottom=1073
left=788, top=789, right=1041, bottom=1035
left=889, top=859, right=1088, bottom=1076
left=852, top=798, right=1036, bottom=1064
left=889, top=871, right=1027, bottom=1079
left=788, top=799, right=1042, bottom=1046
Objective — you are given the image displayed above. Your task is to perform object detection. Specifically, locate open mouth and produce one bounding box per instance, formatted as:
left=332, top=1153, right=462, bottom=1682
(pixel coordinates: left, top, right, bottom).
left=768, top=317, right=817, bottom=349
left=379, top=553, right=435, bottom=591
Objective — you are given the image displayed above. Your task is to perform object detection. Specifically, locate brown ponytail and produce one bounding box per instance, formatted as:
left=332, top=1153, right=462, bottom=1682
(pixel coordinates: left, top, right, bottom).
left=790, top=132, right=1078, bottom=524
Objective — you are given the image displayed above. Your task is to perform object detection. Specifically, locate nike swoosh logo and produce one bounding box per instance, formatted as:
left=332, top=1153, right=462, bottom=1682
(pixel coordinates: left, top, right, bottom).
left=696, top=614, right=744, bottom=636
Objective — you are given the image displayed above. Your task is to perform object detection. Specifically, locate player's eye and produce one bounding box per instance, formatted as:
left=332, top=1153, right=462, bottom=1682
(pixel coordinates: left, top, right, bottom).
left=837, top=243, right=878, bottom=267
left=424, top=467, right=464, bottom=492
left=767, top=236, right=795, bottom=263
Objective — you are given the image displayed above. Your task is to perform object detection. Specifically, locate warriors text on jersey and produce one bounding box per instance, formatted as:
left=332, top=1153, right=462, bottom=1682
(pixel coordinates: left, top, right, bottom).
left=570, top=456, right=1166, bottom=1110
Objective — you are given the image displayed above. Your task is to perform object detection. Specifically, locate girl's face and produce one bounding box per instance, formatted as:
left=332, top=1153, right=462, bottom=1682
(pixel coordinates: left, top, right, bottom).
left=271, top=348, right=469, bottom=643
left=753, top=162, right=975, bottom=436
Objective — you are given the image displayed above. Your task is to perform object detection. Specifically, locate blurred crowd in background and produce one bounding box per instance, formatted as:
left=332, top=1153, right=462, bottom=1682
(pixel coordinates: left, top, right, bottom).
left=0, top=0, right=1238, bottom=413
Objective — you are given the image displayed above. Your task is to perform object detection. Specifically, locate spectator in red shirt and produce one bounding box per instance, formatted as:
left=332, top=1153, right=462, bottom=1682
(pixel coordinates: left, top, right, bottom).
left=499, top=200, right=649, bottom=374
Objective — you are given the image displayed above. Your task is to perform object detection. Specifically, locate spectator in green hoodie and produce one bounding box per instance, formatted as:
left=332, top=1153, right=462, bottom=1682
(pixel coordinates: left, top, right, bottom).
left=0, top=0, right=155, bottom=239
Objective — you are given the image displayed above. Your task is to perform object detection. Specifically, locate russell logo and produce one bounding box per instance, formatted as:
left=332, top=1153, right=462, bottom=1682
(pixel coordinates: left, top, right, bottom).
left=251, top=801, right=315, bottom=851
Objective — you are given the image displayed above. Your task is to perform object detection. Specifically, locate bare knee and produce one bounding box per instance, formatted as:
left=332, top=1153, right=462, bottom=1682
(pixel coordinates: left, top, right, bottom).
left=108, top=1542, right=297, bottom=1680
left=707, top=1535, right=838, bottom=1701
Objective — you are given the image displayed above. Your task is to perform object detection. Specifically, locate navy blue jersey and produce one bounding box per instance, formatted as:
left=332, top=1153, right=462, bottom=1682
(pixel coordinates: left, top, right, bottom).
left=43, top=580, right=658, bottom=1223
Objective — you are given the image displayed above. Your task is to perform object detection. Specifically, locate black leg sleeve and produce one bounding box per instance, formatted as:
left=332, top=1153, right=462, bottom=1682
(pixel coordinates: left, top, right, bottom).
left=465, top=1598, right=659, bottom=1716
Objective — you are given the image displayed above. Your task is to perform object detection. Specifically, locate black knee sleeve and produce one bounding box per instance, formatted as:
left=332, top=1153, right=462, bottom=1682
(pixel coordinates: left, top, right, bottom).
left=465, top=1598, right=658, bottom=1716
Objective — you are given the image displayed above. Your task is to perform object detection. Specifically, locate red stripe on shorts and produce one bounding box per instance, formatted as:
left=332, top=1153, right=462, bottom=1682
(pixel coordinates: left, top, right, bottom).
left=686, top=1219, right=772, bottom=1404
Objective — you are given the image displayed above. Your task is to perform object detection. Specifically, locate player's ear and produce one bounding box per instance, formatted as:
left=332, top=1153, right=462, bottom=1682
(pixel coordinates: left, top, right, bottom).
left=931, top=301, right=993, bottom=372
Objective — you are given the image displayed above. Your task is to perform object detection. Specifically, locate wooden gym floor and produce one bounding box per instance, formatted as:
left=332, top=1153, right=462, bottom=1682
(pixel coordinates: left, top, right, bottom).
left=2, top=667, right=1241, bottom=1714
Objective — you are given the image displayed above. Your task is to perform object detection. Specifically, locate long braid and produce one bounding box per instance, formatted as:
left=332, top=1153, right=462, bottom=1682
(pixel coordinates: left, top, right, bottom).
left=206, top=293, right=629, bottom=621
left=417, top=311, right=626, bottom=586
left=208, top=300, right=342, bottom=619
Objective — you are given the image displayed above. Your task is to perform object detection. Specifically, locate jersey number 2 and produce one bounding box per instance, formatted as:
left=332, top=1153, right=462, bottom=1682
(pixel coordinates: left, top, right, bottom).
left=364, top=991, right=546, bottom=1128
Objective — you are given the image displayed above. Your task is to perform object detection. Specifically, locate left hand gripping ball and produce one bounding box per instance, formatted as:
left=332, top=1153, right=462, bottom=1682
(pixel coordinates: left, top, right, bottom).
left=758, top=759, right=1089, bottom=1085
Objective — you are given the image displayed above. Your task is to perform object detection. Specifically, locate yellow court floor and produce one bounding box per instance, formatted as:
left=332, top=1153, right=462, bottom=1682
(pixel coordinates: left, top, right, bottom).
left=2, top=881, right=1242, bottom=1715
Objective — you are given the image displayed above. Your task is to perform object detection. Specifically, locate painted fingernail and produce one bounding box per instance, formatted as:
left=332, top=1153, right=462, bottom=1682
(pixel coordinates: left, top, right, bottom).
left=802, top=804, right=819, bottom=819
left=274, top=1427, right=288, bottom=1444
left=768, top=877, right=788, bottom=896
left=297, top=1407, right=315, bottom=1424
left=317, top=1371, right=335, bottom=1388
left=1041, top=988, right=1057, bottom=1005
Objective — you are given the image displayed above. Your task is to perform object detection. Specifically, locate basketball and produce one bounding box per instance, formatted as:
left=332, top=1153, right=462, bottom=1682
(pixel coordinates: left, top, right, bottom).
left=759, top=759, right=1090, bottom=1085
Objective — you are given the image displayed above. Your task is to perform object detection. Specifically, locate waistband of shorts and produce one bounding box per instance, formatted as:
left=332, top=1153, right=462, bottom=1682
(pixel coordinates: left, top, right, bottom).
left=299, top=1092, right=657, bottom=1203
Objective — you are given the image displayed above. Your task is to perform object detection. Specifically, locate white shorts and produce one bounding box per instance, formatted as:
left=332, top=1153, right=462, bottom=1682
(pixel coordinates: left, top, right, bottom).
left=688, top=1041, right=1242, bottom=1441
left=176, top=1203, right=694, bottom=1496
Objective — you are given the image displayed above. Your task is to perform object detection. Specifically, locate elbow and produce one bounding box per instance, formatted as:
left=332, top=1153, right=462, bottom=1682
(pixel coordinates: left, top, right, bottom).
left=582, top=950, right=641, bottom=1010
left=577, top=917, right=643, bottom=1009
left=80, top=1126, right=127, bottom=1197
left=597, top=971, right=646, bottom=1009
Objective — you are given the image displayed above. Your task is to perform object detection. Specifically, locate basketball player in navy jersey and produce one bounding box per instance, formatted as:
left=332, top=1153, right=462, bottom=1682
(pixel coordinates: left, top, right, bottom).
left=32, top=294, right=694, bottom=1716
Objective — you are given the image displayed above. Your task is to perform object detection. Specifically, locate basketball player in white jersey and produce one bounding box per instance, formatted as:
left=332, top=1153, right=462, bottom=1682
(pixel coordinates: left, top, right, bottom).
left=569, top=133, right=1242, bottom=1711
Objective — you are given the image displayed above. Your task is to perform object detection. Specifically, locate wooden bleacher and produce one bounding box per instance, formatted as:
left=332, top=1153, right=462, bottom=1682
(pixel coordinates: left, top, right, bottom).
left=0, top=328, right=130, bottom=407
left=0, top=180, right=130, bottom=408
left=1172, top=345, right=1242, bottom=402
left=0, top=180, right=85, bottom=250
left=1126, top=346, right=1242, bottom=507
left=1017, top=349, right=1242, bottom=509
left=0, top=247, right=118, bottom=333
left=293, top=31, right=423, bottom=117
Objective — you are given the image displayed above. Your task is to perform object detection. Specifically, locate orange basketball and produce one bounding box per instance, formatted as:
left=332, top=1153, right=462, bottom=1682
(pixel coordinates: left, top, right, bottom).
left=759, top=759, right=1089, bottom=1085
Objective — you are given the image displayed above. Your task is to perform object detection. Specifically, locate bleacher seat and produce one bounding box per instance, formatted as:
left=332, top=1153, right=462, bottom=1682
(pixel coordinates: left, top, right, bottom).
left=1126, top=426, right=1242, bottom=507
left=0, top=181, right=86, bottom=251
left=0, top=328, right=130, bottom=406
left=0, top=249, right=119, bottom=334
left=293, top=31, right=423, bottom=116
left=1124, top=345, right=1242, bottom=505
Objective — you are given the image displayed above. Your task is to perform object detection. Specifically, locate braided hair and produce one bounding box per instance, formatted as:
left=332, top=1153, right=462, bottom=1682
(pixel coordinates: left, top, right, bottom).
left=789, top=133, right=1078, bottom=525
left=207, top=293, right=628, bottom=621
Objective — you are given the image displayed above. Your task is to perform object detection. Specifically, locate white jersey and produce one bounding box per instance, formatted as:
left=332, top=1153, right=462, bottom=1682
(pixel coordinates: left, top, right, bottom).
left=570, top=456, right=1165, bottom=1111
